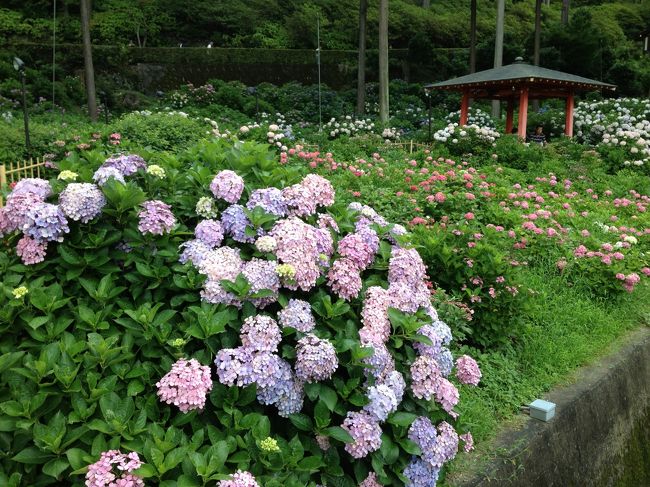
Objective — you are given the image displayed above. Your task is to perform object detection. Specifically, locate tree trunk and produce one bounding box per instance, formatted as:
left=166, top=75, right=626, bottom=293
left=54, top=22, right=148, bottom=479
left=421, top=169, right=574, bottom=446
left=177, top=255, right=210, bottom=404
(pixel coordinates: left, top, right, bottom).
left=80, top=0, right=97, bottom=122
left=469, top=0, right=477, bottom=73
left=561, top=0, right=570, bottom=25
left=378, top=0, right=389, bottom=124
left=422, top=0, right=430, bottom=8
left=356, top=0, right=367, bottom=115
left=492, top=0, right=505, bottom=119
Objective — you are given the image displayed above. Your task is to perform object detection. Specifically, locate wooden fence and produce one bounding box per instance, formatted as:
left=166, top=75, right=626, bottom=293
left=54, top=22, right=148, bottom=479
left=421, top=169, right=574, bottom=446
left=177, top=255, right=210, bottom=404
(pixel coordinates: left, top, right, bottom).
left=0, top=158, right=48, bottom=207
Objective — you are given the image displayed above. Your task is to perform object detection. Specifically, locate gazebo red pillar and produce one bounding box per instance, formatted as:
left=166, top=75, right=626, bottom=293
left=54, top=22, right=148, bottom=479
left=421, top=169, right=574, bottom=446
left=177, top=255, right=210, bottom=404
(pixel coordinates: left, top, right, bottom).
left=505, top=98, right=514, bottom=134
left=517, top=87, right=529, bottom=139
left=460, top=90, right=470, bottom=125
left=565, top=91, right=574, bottom=137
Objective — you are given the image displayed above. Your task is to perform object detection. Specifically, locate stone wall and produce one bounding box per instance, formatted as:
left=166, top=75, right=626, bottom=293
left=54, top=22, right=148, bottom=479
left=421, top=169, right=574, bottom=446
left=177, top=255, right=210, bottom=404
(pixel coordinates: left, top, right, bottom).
left=453, top=327, right=650, bottom=487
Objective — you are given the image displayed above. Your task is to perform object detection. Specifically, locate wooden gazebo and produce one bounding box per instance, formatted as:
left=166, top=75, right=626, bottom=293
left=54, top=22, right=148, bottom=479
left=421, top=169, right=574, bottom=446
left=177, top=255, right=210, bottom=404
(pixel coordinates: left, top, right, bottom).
left=427, top=58, right=616, bottom=139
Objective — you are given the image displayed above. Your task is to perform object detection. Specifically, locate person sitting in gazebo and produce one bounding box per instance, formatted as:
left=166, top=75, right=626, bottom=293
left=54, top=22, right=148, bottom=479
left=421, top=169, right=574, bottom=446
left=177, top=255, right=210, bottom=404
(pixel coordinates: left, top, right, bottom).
left=528, top=125, right=546, bottom=146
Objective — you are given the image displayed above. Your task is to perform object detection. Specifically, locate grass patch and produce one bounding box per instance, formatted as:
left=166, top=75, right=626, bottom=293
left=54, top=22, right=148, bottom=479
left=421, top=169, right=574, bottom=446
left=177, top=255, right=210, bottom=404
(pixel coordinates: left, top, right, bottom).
left=444, top=266, right=650, bottom=483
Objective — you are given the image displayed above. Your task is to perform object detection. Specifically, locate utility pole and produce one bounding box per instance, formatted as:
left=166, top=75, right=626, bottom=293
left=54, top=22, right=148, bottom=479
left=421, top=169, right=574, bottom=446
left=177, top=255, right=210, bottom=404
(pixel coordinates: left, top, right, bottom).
left=378, top=0, right=389, bottom=123
left=80, top=0, right=98, bottom=122
left=492, top=0, right=505, bottom=119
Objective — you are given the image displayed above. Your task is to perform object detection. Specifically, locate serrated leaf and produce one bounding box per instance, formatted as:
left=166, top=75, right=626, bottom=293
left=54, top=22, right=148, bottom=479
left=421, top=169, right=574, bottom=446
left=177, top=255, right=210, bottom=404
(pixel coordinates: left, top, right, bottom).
left=323, top=426, right=354, bottom=444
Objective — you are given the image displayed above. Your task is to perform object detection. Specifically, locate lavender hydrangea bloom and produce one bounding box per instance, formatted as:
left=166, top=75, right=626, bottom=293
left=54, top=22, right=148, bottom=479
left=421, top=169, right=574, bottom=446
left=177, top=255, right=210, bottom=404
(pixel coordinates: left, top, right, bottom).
left=456, top=355, right=482, bottom=386
left=317, top=213, right=339, bottom=233
left=430, top=421, right=459, bottom=467
left=410, top=355, right=441, bottom=401
left=434, top=347, right=454, bottom=377
left=403, top=458, right=440, bottom=487
left=295, top=334, right=338, bottom=382
left=341, top=411, right=382, bottom=458
left=315, top=228, right=334, bottom=257
left=198, top=246, right=242, bottom=281
left=388, top=247, right=427, bottom=287
left=246, top=187, right=288, bottom=216
left=3, top=191, right=43, bottom=233
left=256, top=360, right=305, bottom=417
left=413, top=321, right=453, bottom=356
left=242, top=258, right=279, bottom=308
left=214, top=347, right=255, bottom=387
left=337, top=231, right=376, bottom=270
left=93, top=166, right=125, bottom=186
left=388, top=280, right=431, bottom=315
left=283, top=183, right=317, bottom=217
left=103, top=154, right=147, bottom=176
left=179, top=239, right=211, bottom=266
left=137, top=200, right=176, bottom=235
left=16, top=235, right=48, bottom=265
left=408, top=417, right=438, bottom=455
left=11, top=178, right=52, bottom=199
left=22, top=202, right=69, bottom=242
left=58, top=183, right=106, bottom=223
left=300, top=174, right=335, bottom=207
left=362, top=342, right=395, bottom=380
left=380, top=370, right=406, bottom=404
left=221, top=204, right=255, bottom=243
left=278, top=299, right=316, bottom=332
left=359, top=286, right=391, bottom=346
left=364, top=384, right=398, bottom=421
left=250, top=353, right=289, bottom=388
left=201, top=278, right=241, bottom=307
left=327, top=258, right=362, bottom=301
left=217, top=470, right=260, bottom=487
left=195, top=219, right=224, bottom=248
left=240, top=315, right=282, bottom=353
left=270, top=217, right=321, bottom=291
left=210, top=170, right=244, bottom=203
left=359, top=473, right=383, bottom=487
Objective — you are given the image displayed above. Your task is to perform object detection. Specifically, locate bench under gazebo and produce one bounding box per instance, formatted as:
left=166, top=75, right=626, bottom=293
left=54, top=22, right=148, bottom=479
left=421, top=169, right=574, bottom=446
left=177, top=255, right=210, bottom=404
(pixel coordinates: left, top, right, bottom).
left=427, top=57, right=616, bottom=139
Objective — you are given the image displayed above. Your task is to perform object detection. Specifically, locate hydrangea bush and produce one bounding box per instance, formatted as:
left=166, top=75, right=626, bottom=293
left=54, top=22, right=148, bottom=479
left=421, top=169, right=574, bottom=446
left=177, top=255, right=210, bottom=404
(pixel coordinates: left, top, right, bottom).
left=0, top=140, right=479, bottom=486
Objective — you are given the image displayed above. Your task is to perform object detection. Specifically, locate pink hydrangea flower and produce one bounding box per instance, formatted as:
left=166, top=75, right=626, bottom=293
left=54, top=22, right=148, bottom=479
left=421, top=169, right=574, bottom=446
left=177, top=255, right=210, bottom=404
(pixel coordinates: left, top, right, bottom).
left=455, top=355, right=482, bottom=386
left=85, top=450, right=144, bottom=487
left=156, top=358, right=213, bottom=412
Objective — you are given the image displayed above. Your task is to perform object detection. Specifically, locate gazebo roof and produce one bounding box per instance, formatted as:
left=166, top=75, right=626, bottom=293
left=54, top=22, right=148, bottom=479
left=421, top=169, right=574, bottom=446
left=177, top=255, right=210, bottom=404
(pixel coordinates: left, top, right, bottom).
left=428, top=59, right=616, bottom=92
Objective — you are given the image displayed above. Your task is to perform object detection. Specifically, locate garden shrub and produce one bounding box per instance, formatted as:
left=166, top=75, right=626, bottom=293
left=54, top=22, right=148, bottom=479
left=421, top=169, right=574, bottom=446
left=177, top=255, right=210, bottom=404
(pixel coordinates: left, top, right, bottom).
left=0, top=139, right=480, bottom=486
left=111, top=111, right=210, bottom=152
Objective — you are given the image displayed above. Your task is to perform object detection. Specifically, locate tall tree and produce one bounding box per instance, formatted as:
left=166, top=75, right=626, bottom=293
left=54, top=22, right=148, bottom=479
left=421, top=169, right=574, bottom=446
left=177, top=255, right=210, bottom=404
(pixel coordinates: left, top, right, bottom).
left=422, top=0, right=430, bottom=8
left=492, top=0, right=505, bottom=118
left=356, top=0, right=367, bottom=115
left=533, top=0, right=542, bottom=111
left=378, top=0, right=389, bottom=123
left=80, top=0, right=97, bottom=122
left=469, top=0, right=477, bottom=73
left=561, top=0, right=570, bottom=25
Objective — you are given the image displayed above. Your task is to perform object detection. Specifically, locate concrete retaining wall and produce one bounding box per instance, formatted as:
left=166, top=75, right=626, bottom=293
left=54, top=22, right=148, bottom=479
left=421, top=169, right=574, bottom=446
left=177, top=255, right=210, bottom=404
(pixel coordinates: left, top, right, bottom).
left=454, top=327, right=650, bottom=487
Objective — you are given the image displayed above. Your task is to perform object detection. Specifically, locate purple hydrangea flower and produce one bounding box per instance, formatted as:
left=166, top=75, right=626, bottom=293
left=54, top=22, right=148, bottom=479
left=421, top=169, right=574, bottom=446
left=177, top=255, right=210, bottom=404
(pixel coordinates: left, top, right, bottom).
left=22, top=202, right=69, bottom=242
left=11, top=178, right=52, bottom=199
left=93, top=166, right=125, bottom=186
left=388, top=280, right=431, bottom=315
left=317, top=213, right=339, bottom=233
left=156, top=358, right=213, bottom=412
left=242, top=258, right=279, bottom=308
left=295, top=334, right=338, bottom=382
left=403, top=457, right=440, bottom=487
left=315, top=227, right=334, bottom=257
left=198, top=246, right=242, bottom=281
left=277, top=299, right=316, bottom=332
left=210, top=170, right=244, bottom=203
left=201, top=278, right=241, bottom=307
left=214, top=347, right=255, bottom=387
left=362, top=342, right=395, bottom=380
left=410, top=355, right=441, bottom=401
left=221, top=204, right=255, bottom=243
left=246, top=187, right=288, bottom=216
left=195, top=219, right=224, bottom=248
left=360, top=473, right=383, bottom=487
left=85, top=450, right=144, bottom=487
left=282, top=183, right=317, bottom=217
left=380, top=370, right=406, bottom=404
left=103, top=154, right=147, bottom=176
left=58, top=183, right=106, bottom=223
left=256, top=359, right=305, bottom=417
left=364, top=383, right=398, bottom=421
left=327, top=258, right=362, bottom=301
left=240, top=315, right=282, bottom=353
left=413, top=321, right=453, bottom=357
left=179, top=239, right=212, bottom=266
left=2, top=192, right=43, bottom=234
left=138, top=200, right=176, bottom=235
left=16, top=235, right=48, bottom=265
left=341, top=411, right=382, bottom=458
left=389, top=247, right=427, bottom=287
